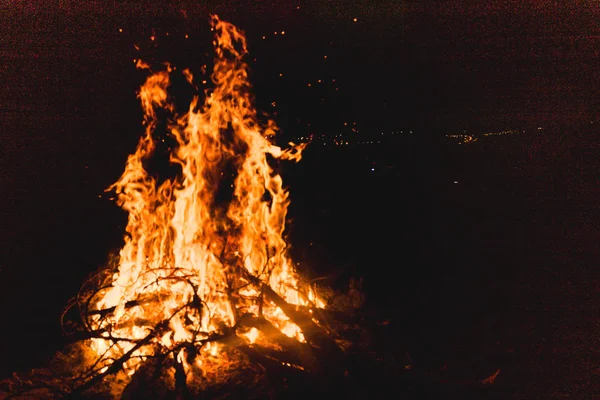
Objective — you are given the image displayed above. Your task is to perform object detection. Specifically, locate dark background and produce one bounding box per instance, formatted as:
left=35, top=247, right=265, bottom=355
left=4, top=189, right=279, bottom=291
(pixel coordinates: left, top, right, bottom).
left=2, top=1, right=600, bottom=397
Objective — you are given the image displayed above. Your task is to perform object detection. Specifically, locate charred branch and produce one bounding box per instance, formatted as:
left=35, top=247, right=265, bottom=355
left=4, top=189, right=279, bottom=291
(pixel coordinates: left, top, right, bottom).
left=66, top=320, right=170, bottom=398
left=88, top=297, right=154, bottom=318
left=173, top=353, right=191, bottom=400
left=234, top=262, right=344, bottom=367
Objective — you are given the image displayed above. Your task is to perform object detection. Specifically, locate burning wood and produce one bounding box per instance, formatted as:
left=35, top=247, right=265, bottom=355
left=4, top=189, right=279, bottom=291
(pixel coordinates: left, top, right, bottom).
left=0, top=16, right=359, bottom=399
left=63, top=15, right=344, bottom=397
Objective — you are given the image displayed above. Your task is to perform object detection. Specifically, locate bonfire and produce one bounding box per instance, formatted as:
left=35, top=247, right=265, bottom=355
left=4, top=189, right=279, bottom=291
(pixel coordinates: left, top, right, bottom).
left=0, top=16, right=370, bottom=399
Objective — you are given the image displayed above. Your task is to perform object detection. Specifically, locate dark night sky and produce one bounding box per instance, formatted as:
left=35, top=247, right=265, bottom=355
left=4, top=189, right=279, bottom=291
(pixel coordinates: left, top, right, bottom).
left=3, top=1, right=600, bottom=137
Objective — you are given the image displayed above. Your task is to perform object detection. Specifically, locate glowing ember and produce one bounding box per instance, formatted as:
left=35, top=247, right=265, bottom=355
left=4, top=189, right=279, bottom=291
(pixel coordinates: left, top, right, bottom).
left=86, top=15, right=323, bottom=376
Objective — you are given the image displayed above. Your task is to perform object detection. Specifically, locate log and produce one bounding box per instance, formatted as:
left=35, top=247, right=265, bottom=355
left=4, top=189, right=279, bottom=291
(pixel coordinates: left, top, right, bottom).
left=121, top=353, right=170, bottom=400
left=238, top=314, right=318, bottom=371
left=232, top=265, right=345, bottom=380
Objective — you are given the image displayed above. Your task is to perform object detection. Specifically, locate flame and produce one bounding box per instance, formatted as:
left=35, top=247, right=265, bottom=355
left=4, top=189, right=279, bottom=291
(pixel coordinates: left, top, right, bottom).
left=244, top=327, right=259, bottom=344
left=88, top=16, right=322, bottom=374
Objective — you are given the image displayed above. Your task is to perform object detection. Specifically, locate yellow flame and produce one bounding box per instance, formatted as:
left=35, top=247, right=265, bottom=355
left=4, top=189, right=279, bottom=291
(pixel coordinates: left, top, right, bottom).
left=244, top=327, right=259, bottom=344
left=89, top=15, right=321, bottom=374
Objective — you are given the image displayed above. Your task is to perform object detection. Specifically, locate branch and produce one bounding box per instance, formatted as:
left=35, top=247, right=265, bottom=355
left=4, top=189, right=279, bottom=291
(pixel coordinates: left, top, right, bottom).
left=233, top=263, right=344, bottom=369
left=65, top=320, right=170, bottom=398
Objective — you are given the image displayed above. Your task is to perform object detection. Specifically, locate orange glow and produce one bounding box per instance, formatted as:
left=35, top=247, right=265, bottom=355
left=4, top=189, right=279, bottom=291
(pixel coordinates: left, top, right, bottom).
left=244, top=327, right=260, bottom=344
left=87, top=15, right=322, bottom=376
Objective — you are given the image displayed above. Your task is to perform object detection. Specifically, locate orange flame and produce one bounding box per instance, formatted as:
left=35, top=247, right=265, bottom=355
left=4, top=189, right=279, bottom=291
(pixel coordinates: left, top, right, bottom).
left=89, top=16, right=322, bottom=373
